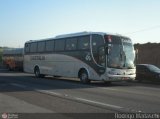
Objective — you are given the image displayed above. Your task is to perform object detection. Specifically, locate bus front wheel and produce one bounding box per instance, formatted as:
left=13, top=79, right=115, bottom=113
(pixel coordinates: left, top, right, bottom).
left=79, top=70, right=90, bottom=84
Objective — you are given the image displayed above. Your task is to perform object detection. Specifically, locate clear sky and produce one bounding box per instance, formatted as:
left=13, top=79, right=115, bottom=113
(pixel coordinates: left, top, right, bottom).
left=0, top=0, right=160, bottom=48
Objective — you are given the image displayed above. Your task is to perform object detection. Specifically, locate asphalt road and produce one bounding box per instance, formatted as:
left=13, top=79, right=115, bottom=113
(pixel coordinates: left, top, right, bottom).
left=0, top=70, right=160, bottom=118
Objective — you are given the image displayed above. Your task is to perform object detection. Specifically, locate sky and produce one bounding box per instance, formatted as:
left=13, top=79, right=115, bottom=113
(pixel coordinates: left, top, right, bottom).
left=0, top=0, right=160, bottom=48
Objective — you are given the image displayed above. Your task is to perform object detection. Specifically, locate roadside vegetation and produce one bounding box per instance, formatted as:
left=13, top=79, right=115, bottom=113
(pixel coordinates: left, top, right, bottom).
left=0, top=47, right=3, bottom=64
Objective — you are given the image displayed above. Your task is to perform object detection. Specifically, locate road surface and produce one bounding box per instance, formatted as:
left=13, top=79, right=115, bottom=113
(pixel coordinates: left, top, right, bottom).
left=0, top=70, right=160, bottom=119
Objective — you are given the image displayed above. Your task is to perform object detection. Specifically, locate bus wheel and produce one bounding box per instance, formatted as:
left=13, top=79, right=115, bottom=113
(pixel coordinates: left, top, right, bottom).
left=104, top=81, right=112, bottom=85
left=79, top=70, right=90, bottom=84
left=34, top=67, right=40, bottom=78
left=34, top=67, right=45, bottom=78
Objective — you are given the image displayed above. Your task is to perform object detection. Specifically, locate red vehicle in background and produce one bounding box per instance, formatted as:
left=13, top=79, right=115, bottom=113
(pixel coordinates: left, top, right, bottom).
left=2, top=48, right=24, bottom=71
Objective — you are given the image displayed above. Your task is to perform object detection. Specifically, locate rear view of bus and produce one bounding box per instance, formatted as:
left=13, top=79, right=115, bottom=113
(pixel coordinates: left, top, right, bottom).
left=23, top=32, right=136, bottom=83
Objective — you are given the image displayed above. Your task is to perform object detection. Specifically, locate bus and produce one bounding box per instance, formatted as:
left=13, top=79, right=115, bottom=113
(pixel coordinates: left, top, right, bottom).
left=2, top=48, right=24, bottom=71
left=24, top=32, right=136, bottom=83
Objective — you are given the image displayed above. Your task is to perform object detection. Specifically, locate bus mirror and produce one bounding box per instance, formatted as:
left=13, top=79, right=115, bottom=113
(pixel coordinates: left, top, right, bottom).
left=105, top=46, right=109, bottom=55
left=135, top=49, right=138, bottom=54
left=135, top=49, right=138, bottom=62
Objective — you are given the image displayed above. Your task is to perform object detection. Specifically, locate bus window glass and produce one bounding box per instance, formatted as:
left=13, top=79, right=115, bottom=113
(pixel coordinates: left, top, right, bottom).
left=78, top=36, right=90, bottom=50
left=66, top=38, right=77, bottom=50
left=55, top=39, right=65, bottom=51
left=25, top=43, right=30, bottom=53
left=92, top=34, right=104, bottom=52
left=98, top=47, right=105, bottom=67
left=38, top=41, right=45, bottom=52
left=46, top=40, right=54, bottom=52
left=30, top=42, right=37, bottom=53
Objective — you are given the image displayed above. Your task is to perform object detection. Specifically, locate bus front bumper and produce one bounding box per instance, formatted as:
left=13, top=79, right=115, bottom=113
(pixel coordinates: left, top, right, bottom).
left=104, top=74, right=136, bottom=82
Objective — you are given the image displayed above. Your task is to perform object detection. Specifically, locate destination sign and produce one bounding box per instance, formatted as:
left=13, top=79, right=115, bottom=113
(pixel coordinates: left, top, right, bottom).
left=30, top=56, right=45, bottom=60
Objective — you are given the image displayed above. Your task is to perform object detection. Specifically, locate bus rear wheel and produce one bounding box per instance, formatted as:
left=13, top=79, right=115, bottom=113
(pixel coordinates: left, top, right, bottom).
left=104, top=81, right=112, bottom=85
left=79, top=70, right=90, bottom=84
left=34, top=67, right=45, bottom=78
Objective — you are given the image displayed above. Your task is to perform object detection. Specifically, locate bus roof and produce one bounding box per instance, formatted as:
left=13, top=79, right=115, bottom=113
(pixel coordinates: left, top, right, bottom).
left=55, top=32, right=106, bottom=39
left=25, top=32, right=124, bottom=43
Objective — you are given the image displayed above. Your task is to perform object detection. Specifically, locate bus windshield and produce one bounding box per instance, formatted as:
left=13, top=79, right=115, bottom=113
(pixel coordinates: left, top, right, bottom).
left=123, top=41, right=135, bottom=69
left=105, top=35, right=135, bottom=69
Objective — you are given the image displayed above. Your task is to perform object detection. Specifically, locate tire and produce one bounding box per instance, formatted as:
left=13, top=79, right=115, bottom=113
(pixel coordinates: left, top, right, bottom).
left=34, top=67, right=40, bottom=78
left=138, top=79, right=142, bottom=82
left=79, top=70, right=90, bottom=84
left=104, top=81, right=112, bottom=85
left=34, top=67, right=45, bottom=78
left=136, top=76, right=142, bottom=82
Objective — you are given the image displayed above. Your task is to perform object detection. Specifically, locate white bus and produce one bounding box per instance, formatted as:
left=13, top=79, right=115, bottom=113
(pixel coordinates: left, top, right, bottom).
left=24, top=32, right=136, bottom=83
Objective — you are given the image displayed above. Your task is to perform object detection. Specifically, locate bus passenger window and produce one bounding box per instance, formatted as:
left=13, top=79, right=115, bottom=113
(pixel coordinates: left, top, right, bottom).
left=46, top=40, right=54, bottom=52
left=98, top=47, right=105, bottom=67
left=55, top=39, right=65, bottom=51
left=78, top=36, right=90, bottom=50
left=30, top=42, right=37, bottom=53
left=66, top=38, right=77, bottom=50
left=92, top=34, right=104, bottom=52
left=25, top=43, right=30, bottom=53
left=38, top=42, right=45, bottom=52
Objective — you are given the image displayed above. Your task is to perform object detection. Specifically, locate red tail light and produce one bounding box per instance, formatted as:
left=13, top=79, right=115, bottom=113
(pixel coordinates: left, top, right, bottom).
left=108, top=35, right=112, bottom=42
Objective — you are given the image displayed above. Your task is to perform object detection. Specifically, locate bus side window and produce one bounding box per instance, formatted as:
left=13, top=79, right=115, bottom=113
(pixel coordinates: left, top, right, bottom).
left=92, top=34, right=104, bottom=52
left=98, top=46, right=105, bottom=67
left=66, top=38, right=77, bottom=50
left=38, top=41, right=45, bottom=53
left=55, top=39, right=65, bottom=51
left=46, top=40, right=54, bottom=52
left=78, top=36, right=90, bottom=50
left=25, top=43, right=30, bottom=53
left=30, top=42, right=37, bottom=53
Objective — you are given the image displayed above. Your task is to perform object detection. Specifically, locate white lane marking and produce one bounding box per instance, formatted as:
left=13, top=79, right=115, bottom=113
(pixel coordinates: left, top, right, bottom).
left=101, top=87, right=160, bottom=98
left=101, top=88, right=119, bottom=91
left=36, top=89, right=63, bottom=97
left=10, top=83, right=123, bottom=110
left=10, top=83, right=63, bottom=97
left=75, top=97, right=123, bottom=109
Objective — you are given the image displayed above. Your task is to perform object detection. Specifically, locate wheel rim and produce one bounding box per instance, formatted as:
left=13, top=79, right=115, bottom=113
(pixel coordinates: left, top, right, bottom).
left=81, top=73, right=87, bottom=82
left=35, top=69, right=40, bottom=77
left=80, top=72, right=88, bottom=83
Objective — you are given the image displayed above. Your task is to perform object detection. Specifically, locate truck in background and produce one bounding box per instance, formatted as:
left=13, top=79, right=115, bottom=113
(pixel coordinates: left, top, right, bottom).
left=2, top=48, right=24, bottom=71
